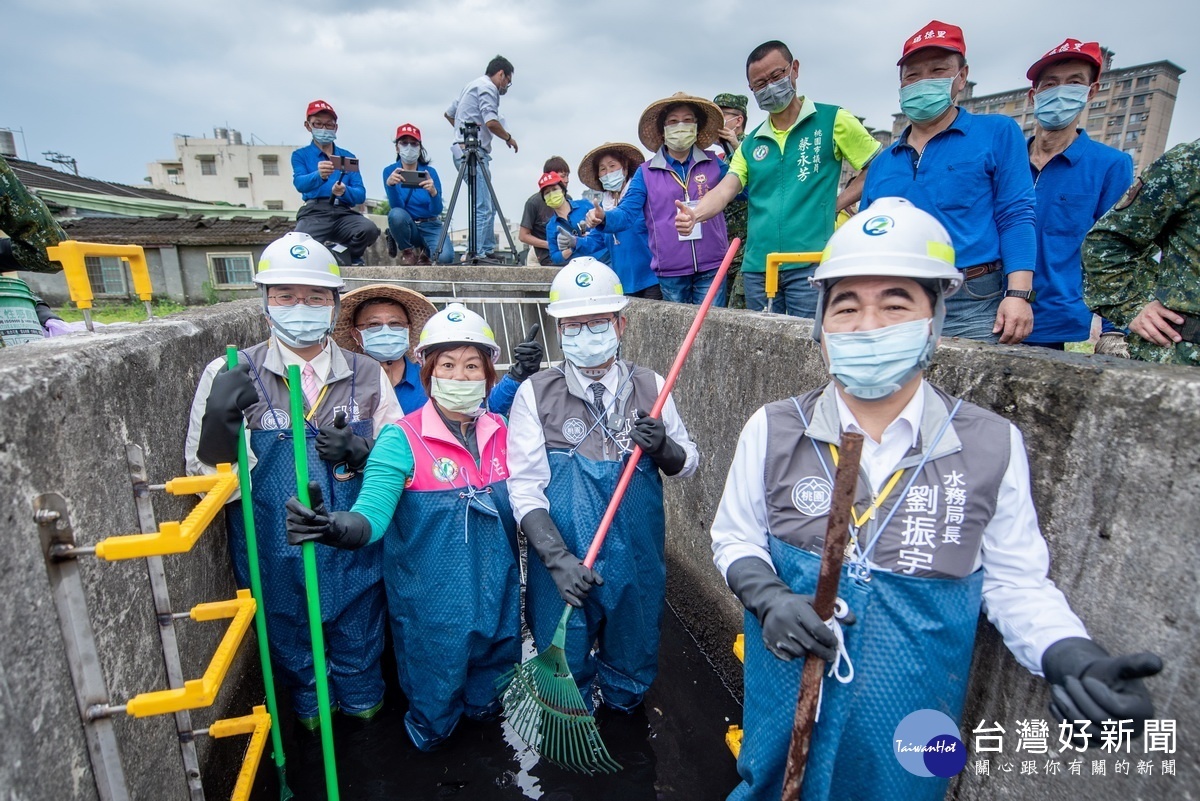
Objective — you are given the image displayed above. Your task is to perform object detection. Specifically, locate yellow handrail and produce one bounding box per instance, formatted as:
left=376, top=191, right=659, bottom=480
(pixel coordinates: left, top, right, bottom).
left=95, top=465, right=238, bottom=561
left=125, top=590, right=256, bottom=718
left=209, top=705, right=272, bottom=801
left=764, top=252, right=823, bottom=299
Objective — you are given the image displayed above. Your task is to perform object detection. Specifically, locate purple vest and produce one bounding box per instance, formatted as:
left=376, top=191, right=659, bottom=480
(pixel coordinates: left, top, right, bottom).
left=641, top=146, right=730, bottom=277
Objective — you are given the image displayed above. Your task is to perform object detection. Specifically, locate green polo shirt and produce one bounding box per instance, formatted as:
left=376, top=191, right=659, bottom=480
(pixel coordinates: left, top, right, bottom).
left=729, top=97, right=880, bottom=273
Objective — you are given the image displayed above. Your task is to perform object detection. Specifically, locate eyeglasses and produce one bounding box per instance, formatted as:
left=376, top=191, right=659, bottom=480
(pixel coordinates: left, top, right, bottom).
left=559, top=317, right=614, bottom=337
left=749, top=67, right=790, bottom=92
left=268, top=293, right=335, bottom=307
left=309, top=121, right=337, bottom=130
left=355, top=322, right=407, bottom=333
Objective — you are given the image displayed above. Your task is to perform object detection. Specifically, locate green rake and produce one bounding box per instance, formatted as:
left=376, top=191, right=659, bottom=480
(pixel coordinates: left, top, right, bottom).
left=501, top=238, right=741, bottom=774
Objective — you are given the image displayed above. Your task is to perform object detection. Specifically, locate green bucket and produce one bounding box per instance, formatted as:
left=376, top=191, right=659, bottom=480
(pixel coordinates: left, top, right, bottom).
left=0, top=277, right=45, bottom=346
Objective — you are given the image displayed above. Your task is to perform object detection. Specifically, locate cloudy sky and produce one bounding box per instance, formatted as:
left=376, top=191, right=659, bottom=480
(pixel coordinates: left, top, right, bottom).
left=6, top=0, right=1197, bottom=236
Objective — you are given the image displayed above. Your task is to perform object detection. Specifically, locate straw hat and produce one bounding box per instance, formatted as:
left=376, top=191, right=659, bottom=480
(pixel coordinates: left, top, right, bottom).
left=332, top=283, right=437, bottom=359
left=578, top=142, right=646, bottom=191
left=637, top=92, right=723, bottom=152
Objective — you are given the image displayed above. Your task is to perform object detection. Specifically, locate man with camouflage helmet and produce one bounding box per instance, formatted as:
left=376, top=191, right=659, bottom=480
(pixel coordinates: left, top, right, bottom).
left=714, top=92, right=750, bottom=308
left=1084, top=139, right=1200, bottom=366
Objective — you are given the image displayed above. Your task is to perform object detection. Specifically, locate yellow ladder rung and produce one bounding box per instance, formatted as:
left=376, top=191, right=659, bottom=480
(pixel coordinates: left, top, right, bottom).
left=763, top=251, right=823, bottom=298
left=95, top=465, right=237, bottom=560
left=209, top=705, right=271, bottom=801
left=125, top=590, right=255, bottom=718
left=726, top=725, right=743, bottom=758
left=733, top=633, right=744, bottom=663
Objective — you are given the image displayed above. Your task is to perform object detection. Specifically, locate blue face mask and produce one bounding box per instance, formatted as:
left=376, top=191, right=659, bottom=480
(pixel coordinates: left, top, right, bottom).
left=1033, top=84, right=1091, bottom=131
left=267, top=304, right=333, bottom=347
left=312, top=128, right=337, bottom=145
left=600, top=170, right=626, bottom=192
left=561, top=326, right=620, bottom=368
left=823, top=318, right=933, bottom=400
left=899, top=74, right=958, bottom=123
left=360, top=325, right=409, bottom=362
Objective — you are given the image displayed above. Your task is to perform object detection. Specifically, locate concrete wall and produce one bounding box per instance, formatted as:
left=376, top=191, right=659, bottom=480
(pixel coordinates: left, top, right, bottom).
left=0, top=303, right=269, bottom=800
left=620, top=300, right=1197, bottom=799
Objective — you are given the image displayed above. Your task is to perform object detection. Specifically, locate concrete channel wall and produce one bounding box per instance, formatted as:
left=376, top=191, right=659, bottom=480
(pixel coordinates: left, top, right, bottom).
left=621, top=301, right=1198, bottom=799
left=1, top=282, right=1195, bottom=799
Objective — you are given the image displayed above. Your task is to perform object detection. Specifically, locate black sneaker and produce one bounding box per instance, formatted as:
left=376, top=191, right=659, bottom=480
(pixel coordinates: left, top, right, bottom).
left=384, top=229, right=398, bottom=258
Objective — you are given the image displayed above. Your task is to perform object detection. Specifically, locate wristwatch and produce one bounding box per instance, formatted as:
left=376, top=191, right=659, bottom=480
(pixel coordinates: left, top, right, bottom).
left=1003, top=289, right=1036, bottom=302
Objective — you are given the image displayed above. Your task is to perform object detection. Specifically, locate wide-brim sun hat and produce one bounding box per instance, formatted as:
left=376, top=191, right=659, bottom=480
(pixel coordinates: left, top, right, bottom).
left=578, top=142, right=646, bottom=191
left=333, top=283, right=437, bottom=359
left=637, top=92, right=723, bottom=152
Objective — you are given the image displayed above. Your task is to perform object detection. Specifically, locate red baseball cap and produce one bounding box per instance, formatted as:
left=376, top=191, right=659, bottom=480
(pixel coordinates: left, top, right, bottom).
left=305, top=100, right=337, bottom=120
left=1027, top=39, right=1104, bottom=83
left=394, top=123, right=422, bottom=142
left=898, top=20, right=966, bottom=65
left=538, top=171, right=564, bottom=191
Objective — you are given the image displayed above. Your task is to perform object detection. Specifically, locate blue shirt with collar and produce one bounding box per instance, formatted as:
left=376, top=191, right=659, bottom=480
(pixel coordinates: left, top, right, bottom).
left=291, top=142, right=367, bottom=207
left=603, top=147, right=729, bottom=234
left=1027, top=130, right=1133, bottom=343
left=861, top=108, right=1036, bottom=274
left=390, top=356, right=521, bottom=417
left=382, top=161, right=445, bottom=221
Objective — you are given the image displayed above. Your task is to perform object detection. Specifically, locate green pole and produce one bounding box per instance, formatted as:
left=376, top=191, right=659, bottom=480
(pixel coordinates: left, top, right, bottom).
left=287, top=363, right=340, bottom=800
left=227, top=346, right=293, bottom=800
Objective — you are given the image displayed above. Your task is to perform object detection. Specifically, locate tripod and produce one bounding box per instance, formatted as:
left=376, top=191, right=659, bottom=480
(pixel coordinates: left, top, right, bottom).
left=437, top=122, right=519, bottom=264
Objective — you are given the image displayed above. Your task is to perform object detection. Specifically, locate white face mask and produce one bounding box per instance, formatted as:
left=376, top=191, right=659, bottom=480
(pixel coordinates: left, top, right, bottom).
left=430, top=376, right=487, bottom=417
left=561, top=326, right=620, bottom=368
left=268, top=304, right=333, bottom=347
left=600, top=170, right=626, bottom=192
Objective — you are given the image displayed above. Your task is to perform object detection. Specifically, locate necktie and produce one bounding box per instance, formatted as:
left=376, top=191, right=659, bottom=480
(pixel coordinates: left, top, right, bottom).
left=589, top=382, right=606, bottom=414
left=301, top=363, right=320, bottom=410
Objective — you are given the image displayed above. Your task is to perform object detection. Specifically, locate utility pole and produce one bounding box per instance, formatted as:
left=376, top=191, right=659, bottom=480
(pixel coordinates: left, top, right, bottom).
left=42, top=150, right=79, bottom=176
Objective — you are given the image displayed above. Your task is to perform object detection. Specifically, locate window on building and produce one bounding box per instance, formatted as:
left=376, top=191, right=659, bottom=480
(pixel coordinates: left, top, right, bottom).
left=1087, top=118, right=1104, bottom=130
left=1089, top=100, right=1107, bottom=109
left=84, top=256, right=128, bottom=296
left=1136, top=76, right=1152, bottom=87
left=166, top=168, right=180, bottom=185
left=1133, top=94, right=1148, bottom=106
left=1108, top=116, right=1124, bottom=126
left=260, top=156, right=280, bottom=176
left=1098, top=81, right=1112, bottom=91
left=1116, top=97, right=1128, bottom=108
left=1125, top=148, right=1139, bottom=157
left=1107, top=133, right=1122, bottom=144
left=208, top=253, right=256, bottom=288
left=198, top=156, right=217, bottom=176
left=1117, top=79, right=1132, bottom=91
left=236, top=177, right=249, bottom=189
left=1126, top=131, right=1140, bottom=143
left=264, top=200, right=284, bottom=210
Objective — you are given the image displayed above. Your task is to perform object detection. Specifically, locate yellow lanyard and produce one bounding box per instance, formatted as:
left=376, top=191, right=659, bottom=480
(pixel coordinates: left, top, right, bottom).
left=667, top=161, right=693, bottom=199
left=281, top=378, right=331, bottom=422
left=830, top=444, right=904, bottom=529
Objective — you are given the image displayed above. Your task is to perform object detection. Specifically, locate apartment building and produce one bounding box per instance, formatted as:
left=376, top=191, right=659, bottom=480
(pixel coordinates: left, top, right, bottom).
left=147, top=129, right=300, bottom=211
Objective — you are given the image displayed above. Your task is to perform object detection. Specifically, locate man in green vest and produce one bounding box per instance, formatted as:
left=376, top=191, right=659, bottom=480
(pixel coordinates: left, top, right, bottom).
left=680, top=40, right=881, bottom=319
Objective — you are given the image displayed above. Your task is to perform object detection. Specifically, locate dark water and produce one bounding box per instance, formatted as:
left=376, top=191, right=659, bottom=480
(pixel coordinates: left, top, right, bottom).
left=251, top=606, right=743, bottom=801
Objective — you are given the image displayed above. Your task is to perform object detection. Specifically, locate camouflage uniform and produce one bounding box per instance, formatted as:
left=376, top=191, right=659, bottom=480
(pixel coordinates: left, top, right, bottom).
left=714, top=93, right=749, bottom=309
left=1084, top=140, right=1200, bottom=366
left=0, top=156, right=65, bottom=273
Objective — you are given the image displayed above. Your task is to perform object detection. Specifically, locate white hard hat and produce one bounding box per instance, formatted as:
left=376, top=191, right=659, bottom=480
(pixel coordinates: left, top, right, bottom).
left=811, top=197, right=960, bottom=341
left=414, top=303, right=501, bottom=363
left=546, top=257, right=629, bottom=318
left=255, top=232, right=344, bottom=289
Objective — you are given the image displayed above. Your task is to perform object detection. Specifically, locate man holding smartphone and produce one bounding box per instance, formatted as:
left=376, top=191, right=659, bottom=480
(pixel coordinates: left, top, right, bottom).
left=292, top=99, right=380, bottom=266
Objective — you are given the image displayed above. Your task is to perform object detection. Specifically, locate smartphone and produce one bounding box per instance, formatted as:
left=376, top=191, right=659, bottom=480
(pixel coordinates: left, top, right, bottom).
left=328, top=155, right=360, bottom=173
left=399, top=170, right=430, bottom=188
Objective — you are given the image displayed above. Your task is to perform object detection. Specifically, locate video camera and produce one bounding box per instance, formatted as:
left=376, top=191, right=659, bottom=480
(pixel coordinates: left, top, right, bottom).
left=459, top=121, right=482, bottom=151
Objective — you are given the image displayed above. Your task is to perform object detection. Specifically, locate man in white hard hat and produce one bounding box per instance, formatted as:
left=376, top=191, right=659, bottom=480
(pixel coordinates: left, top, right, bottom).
left=507, top=257, right=700, bottom=714
left=710, top=198, right=1161, bottom=801
left=184, top=231, right=402, bottom=731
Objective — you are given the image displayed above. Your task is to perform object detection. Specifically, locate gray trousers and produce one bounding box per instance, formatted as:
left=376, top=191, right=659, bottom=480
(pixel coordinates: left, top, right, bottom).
left=294, top=199, right=380, bottom=262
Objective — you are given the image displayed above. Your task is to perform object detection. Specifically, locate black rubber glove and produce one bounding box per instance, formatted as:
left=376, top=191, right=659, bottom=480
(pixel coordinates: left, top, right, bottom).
left=34, top=299, right=61, bottom=327
left=196, top=362, right=257, bottom=467
left=1042, top=637, right=1161, bottom=744
left=284, top=482, right=373, bottom=549
left=522, top=508, right=603, bottom=607
left=508, top=323, right=543, bottom=382
left=629, top=410, right=687, bottom=476
left=726, top=556, right=845, bottom=662
left=316, top=410, right=373, bottom=470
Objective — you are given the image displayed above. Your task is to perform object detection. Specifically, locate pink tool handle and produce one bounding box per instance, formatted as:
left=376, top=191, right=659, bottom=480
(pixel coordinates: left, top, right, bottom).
left=581, top=237, right=742, bottom=568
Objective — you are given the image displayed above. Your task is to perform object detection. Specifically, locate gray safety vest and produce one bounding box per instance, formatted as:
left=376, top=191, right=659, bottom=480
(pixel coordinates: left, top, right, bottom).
left=528, top=361, right=660, bottom=462
left=238, top=339, right=386, bottom=432
left=763, top=383, right=1011, bottom=579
